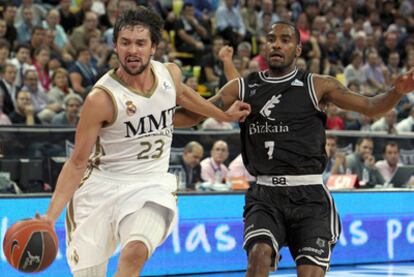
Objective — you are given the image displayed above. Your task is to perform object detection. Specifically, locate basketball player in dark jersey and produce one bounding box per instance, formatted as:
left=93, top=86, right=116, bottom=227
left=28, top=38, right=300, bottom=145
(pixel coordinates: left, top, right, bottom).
left=175, top=22, right=414, bottom=277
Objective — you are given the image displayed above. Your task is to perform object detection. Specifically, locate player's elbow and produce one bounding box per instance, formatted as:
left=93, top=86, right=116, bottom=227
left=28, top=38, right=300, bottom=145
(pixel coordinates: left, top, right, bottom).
left=67, top=156, right=89, bottom=171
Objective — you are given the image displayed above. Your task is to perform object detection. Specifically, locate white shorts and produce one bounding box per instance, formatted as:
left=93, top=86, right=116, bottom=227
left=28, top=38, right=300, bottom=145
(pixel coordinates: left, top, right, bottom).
left=65, top=169, right=178, bottom=272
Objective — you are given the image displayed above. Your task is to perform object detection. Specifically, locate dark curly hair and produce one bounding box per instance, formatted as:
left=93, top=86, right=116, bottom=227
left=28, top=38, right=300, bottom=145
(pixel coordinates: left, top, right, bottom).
left=113, top=6, right=164, bottom=46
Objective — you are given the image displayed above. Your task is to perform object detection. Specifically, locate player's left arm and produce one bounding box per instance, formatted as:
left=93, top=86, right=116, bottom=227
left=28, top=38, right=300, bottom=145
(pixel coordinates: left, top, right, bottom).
left=316, top=69, right=414, bottom=117
left=166, top=63, right=250, bottom=127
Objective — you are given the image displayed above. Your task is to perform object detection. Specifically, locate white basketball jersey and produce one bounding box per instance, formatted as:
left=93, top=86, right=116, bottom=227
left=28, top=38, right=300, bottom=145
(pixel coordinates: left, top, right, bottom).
left=90, top=60, right=176, bottom=175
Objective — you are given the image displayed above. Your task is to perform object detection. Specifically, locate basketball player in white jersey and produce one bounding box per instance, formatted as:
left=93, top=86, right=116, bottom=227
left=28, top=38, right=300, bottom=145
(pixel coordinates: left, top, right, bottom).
left=36, top=7, right=250, bottom=277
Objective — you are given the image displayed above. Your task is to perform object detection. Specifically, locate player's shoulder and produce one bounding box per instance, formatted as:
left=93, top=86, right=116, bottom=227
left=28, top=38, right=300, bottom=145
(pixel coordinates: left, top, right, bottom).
left=85, top=87, right=115, bottom=108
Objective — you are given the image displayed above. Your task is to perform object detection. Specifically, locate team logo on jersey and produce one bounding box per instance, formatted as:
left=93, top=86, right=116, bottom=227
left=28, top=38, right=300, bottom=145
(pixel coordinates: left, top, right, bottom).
left=316, top=238, right=326, bottom=248
left=163, top=81, right=172, bottom=90
left=260, top=94, right=282, bottom=121
left=125, top=100, right=137, bottom=116
left=248, top=83, right=260, bottom=88
left=291, top=79, right=304, bottom=86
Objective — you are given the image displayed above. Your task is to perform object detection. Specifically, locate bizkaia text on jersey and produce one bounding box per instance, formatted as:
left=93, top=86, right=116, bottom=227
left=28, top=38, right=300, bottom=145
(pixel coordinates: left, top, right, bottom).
left=248, top=121, right=289, bottom=135
left=123, top=106, right=176, bottom=137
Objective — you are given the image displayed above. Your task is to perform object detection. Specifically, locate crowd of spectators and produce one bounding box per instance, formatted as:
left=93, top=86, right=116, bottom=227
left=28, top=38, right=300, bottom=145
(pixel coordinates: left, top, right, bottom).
left=0, top=0, right=413, bottom=131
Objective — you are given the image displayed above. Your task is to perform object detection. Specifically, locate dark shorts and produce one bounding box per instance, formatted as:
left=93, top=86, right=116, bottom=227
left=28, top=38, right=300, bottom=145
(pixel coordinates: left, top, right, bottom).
left=243, top=183, right=341, bottom=271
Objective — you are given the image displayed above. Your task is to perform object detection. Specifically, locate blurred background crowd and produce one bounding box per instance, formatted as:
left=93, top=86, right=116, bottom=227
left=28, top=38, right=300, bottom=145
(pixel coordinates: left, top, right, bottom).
left=0, top=0, right=413, bottom=193
left=0, top=0, right=413, bottom=131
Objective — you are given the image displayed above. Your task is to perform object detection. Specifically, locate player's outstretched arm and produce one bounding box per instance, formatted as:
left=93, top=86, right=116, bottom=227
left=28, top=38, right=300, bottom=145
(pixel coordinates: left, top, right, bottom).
left=37, top=89, right=115, bottom=226
left=168, top=63, right=250, bottom=128
left=317, top=69, right=414, bottom=116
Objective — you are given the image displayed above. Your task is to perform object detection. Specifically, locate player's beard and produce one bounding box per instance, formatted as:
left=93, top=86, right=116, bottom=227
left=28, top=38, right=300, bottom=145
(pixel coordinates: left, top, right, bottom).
left=120, top=56, right=151, bottom=76
left=268, top=57, right=295, bottom=73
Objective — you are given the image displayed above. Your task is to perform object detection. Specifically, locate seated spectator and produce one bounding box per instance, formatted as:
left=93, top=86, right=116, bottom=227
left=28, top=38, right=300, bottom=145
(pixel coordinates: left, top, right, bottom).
left=343, top=51, right=365, bottom=87
left=375, top=141, right=403, bottom=183
left=386, top=51, right=402, bottom=81
left=22, top=70, right=61, bottom=123
left=51, top=93, right=83, bottom=126
left=16, top=7, right=34, bottom=44
left=42, top=9, right=69, bottom=50
left=240, top=0, right=259, bottom=41
left=87, top=34, right=109, bottom=69
left=252, top=40, right=268, bottom=71
left=178, top=141, right=204, bottom=190
left=362, top=50, right=388, bottom=96
left=323, top=135, right=347, bottom=183
left=325, top=103, right=344, bottom=130
left=346, top=113, right=373, bottom=131
left=69, top=11, right=101, bottom=55
left=33, top=46, right=52, bottom=92
left=9, top=89, right=41, bottom=125
left=48, top=68, right=74, bottom=109
left=98, top=50, right=119, bottom=79
left=0, top=63, right=18, bottom=115
left=396, top=106, right=414, bottom=133
left=370, top=108, right=398, bottom=134
left=215, top=0, right=245, bottom=48
left=29, top=26, right=47, bottom=57
left=69, top=47, right=99, bottom=97
left=199, top=36, right=225, bottom=92
left=174, top=2, right=209, bottom=63
left=200, top=140, right=229, bottom=184
left=58, top=0, right=77, bottom=34
left=3, top=5, right=18, bottom=48
left=0, top=39, right=9, bottom=70
left=9, top=43, right=35, bottom=88
left=228, top=154, right=255, bottom=182
left=346, top=137, right=385, bottom=188
left=256, top=0, right=279, bottom=37
left=0, top=91, right=11, bottom=125
left=15, top=0, right=47, bottom=27
left=236, top=41, right=252, bottom=73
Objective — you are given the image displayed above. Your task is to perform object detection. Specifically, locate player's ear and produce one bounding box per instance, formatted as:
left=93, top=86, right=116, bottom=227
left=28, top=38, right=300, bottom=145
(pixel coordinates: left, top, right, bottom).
left=151, top=43, right=157, bottom=56
left=296, top=43, right=302, bottom=58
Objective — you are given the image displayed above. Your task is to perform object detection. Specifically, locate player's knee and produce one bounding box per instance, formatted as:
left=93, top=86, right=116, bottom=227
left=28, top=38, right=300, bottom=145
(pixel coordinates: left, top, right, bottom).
left=248, top=243, right=273, bottom=267
left=120, top=241, right=148, bottom=266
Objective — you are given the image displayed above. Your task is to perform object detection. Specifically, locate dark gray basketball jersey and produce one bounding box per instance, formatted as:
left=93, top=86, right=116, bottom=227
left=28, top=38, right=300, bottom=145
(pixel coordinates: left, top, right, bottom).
left=238, top=68, right=327, bottom=176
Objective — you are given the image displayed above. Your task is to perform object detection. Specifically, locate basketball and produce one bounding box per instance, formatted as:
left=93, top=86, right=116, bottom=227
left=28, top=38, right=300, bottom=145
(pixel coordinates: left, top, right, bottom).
left=2, top=218, right=58, bottom=273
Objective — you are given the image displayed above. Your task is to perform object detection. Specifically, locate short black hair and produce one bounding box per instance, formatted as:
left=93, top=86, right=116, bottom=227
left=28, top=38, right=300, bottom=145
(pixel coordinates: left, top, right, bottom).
left=383, top=141, right=399, bottom=153
left=273, top=21, right=301, bottom=45
left=356, top=137, right=373, bottom=146
left=113, top=6, right=164, bottom=45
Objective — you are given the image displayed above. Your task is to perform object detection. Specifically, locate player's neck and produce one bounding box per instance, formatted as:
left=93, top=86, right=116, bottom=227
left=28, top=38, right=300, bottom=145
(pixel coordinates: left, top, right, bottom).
left=267, top=65, right=297, bottom=78
left=116, top=66, right=155, bottom=93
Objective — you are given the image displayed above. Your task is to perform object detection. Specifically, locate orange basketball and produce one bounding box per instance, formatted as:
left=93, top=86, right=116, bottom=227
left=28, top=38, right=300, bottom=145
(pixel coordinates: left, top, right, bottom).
left=2, top=218, right=58, bottom=273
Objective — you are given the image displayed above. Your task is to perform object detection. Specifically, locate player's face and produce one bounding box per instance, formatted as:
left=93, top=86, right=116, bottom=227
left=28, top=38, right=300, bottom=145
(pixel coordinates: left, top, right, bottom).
left=115, top=25, right=156, bottom=76
left=265, top=24, right=301, bottom=73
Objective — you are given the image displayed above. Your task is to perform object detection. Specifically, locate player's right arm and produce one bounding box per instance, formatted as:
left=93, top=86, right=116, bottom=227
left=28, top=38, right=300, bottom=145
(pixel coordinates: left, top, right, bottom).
left=173, top=78, right=242, bottom=128
left=39, top=89, right=115, bottom=226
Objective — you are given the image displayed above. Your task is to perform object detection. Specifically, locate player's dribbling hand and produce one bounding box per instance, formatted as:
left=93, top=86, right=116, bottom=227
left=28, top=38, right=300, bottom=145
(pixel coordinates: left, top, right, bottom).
left=394, top=68, right=414, bottom=95
left=35, top=212, right=55, bottom=228
left=225, top=100, right=251, bottom=122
